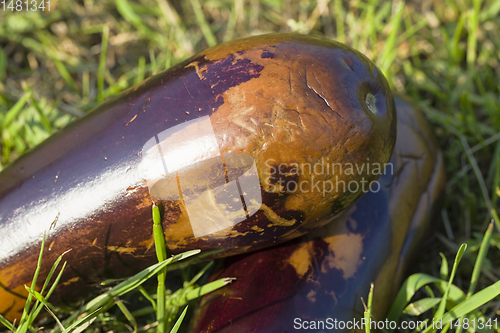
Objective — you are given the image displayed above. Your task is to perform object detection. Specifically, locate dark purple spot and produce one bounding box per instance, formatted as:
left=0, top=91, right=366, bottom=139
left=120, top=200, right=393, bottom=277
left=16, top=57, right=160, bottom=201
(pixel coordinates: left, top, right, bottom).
left=261, top=50, right=275, bottom=59
left=203, top=54, right=264, bottom=96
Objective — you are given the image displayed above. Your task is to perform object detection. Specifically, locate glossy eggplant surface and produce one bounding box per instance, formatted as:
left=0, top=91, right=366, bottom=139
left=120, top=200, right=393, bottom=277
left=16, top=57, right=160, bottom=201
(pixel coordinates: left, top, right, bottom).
left=189, top=96, right=445, bottom=333
left=0, top=34, right=396, bottom=321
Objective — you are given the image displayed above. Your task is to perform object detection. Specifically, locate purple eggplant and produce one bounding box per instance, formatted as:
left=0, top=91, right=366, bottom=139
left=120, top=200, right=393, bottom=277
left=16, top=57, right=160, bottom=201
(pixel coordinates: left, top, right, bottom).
left=0, top=34, right=396, bottom=321
left=188, top=96, right=445, bottom=333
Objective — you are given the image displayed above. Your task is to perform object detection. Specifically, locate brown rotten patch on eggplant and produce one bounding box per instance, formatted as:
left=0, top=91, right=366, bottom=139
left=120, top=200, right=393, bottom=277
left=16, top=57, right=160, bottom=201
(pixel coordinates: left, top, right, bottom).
left=0, top=34, right=395, bottom=321
left=189, top=96, right=445, bottom=333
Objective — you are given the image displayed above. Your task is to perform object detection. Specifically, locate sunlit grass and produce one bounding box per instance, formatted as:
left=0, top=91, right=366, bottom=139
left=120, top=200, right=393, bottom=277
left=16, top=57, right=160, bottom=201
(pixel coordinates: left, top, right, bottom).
left=382, top=223, right=500, bottom=333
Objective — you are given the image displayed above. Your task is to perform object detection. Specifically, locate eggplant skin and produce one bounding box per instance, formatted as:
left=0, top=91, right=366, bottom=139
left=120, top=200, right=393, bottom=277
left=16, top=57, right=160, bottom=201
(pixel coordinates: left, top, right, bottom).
left=188, top=96, right=446, bottom=333
left=0, top=33, right=396, bottom=321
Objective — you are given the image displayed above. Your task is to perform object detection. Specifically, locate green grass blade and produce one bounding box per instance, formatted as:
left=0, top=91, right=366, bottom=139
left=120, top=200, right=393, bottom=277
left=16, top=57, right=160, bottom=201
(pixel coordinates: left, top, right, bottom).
left=169, top=306, right=188, bottom=333
left=70, top=317, right=98, bottom=333
left=467, top=222, right=494, bottom=297
left=59, top=249, right=200, bottom=330
left=167, top=277, right=235, bottom=307
left=82, top=70, right=89, bottom=100
left=439, top=253, right=449, bottom=280
left=52, top=59, right=78, bottom=94
left=115, top=0, right=158, bottom=43
left=223, top=0, right=237, bottom=42
left=364, top=283, right=374, bottom=333
left=37, top=33, right=78, bottom=93
left=18, top=233, right=47, bottom=330
left=186, top=261, right=213, bottom=287
left=386, top=273, right=443, bottom=324
left=153, top=204, right=168, bottom=262
left=435, top=245, right=467, bottom=318
left=135, top=56, right=146, bottom=85
left=26, top=91, right=52, bottom=134
left=456, top=222, right=494, bottom=333
left=0, top=48, right=6, bottom=82
left=441, top=279, right=500, bottom=322
left=24, top=286, right=59, bottom=318
left=466, top=0, right=482, bottom=71
left=420, top=244, right=467, bottom=333
left=460, top=136, right=500, bottom=231
left=96, top=259, right=173, bottom=302
left=149, top=49, right=158, bottom=75
left=1, top=92, right=30, bottom=129
left=62, top=308, right=102, bottom=333
left=450, top=15, right=465, bottom=63
left=334, top=0, right=345, bottom=43
left=153, top=203, right=168, bottom=333
left=138, top=286, right=157, bottom=312
left=189, top=0, right=217, bottom=47
left=115, top=299, right=137, bottom=333
left=0, top=314, right=13, bottom=331
left=97, top=25, right=109, bottom=103
left=403, top=298, right=442, bottom=316
left=58, top=259, right=172, bottom=329
left=385, top=271, right=466, bottom=332
left=378, top=1, right=404, bottom=75
left=30, top=261, right=68, bottom=325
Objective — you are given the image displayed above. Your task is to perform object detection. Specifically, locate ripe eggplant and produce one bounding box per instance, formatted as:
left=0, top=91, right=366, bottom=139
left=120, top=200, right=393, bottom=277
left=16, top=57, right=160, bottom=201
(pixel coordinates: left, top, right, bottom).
left=189, top=96, right=445, bottom=333
left=0, top=34, right=396, bottom=321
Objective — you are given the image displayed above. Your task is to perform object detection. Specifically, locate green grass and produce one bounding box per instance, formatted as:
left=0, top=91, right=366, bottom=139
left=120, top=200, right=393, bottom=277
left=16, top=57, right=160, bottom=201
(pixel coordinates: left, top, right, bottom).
left=383, top=224, right=500, bottom=333
left=0, top=0, right=499, bottom=332
left=0, top=207, right=232, bottom=333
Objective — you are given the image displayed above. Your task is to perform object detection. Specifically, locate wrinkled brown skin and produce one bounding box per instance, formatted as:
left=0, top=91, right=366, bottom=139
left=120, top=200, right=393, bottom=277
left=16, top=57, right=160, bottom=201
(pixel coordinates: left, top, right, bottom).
left=0, top=34, right=396, bottom=321
left=189, top=96, right=445, bottom=333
